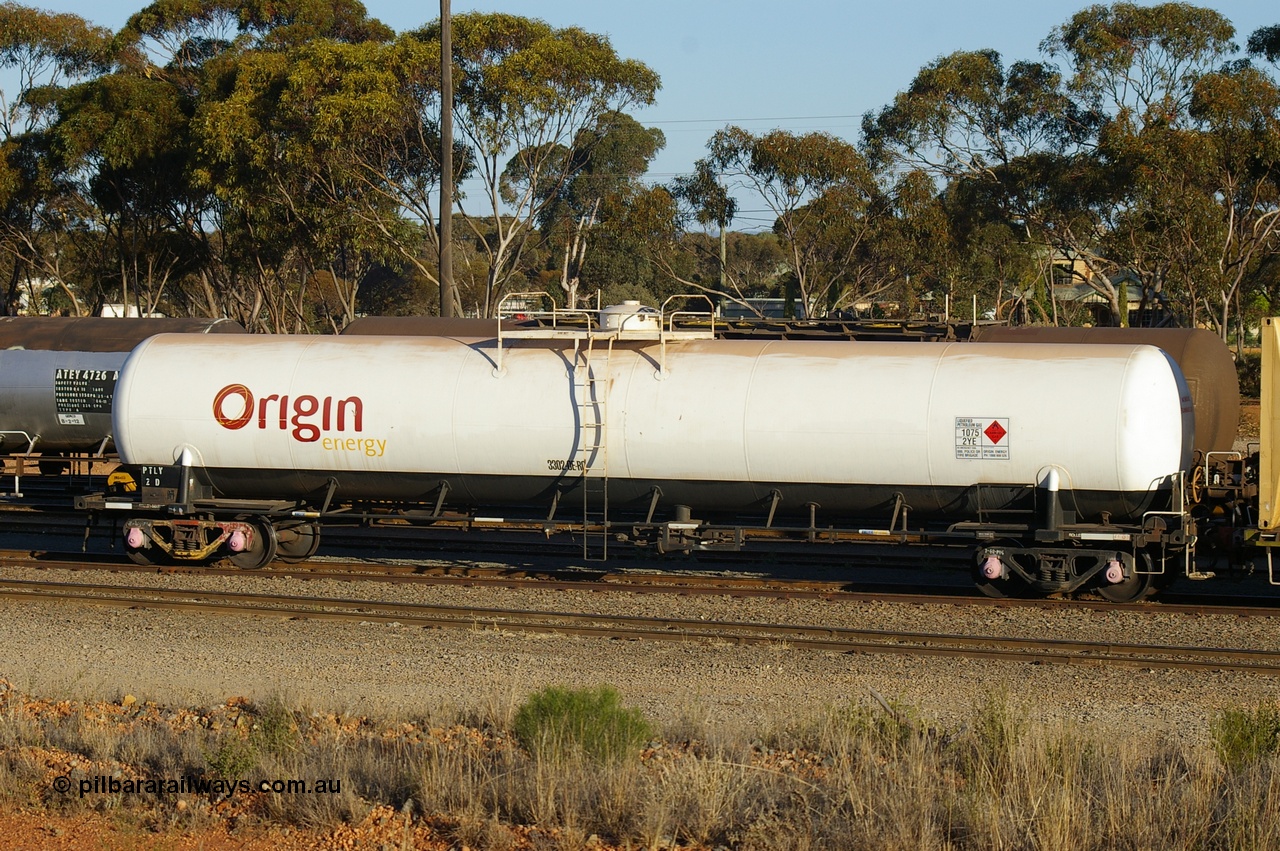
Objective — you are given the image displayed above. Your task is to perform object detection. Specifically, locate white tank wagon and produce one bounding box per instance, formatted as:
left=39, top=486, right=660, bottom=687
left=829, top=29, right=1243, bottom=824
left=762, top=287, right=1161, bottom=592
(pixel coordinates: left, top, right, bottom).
left=343, top=309, right=1240, bottom=461
left=112, top=335, right=1191, bottom=515
left=85, top=332, right=1196, bottom=600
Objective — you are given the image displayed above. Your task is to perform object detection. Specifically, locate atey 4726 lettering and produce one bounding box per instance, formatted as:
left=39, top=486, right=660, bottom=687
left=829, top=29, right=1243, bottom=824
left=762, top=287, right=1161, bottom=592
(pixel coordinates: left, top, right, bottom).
left=213, top=384, right=363, bottom=443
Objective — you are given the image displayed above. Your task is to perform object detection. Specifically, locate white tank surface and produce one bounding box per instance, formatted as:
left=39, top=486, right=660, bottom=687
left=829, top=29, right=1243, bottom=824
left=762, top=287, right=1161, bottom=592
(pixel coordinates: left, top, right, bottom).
left=113, top=335, right=1193, bottom=523
left=0, top=349, right=132, bottom=453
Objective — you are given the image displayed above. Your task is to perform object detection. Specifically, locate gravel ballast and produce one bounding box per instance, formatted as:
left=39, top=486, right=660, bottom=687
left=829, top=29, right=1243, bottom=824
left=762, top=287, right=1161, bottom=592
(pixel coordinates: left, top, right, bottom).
left=2, top=559, right=1280, bottom=743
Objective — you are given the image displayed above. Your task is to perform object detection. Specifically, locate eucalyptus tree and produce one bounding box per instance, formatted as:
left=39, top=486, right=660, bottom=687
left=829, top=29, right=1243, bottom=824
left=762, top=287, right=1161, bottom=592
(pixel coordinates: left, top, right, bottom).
left=289, top=31, right=471, bottom=316
left=659, top=165, right=740, bottom=304
left=938, top=167, right=1046, bottom=321
left=1048, top=4, right=1280, bottom=339
left=1041, top=2, right=1243, bottom=328
left=685, top=127, right=881, bottom=318
left=1182, top=64, right=1280, bottom=338
left=123, top=0, right=396, bottom=329
left=411, top=13, right=660, bottom=317
left=1043, top=2, right=1238, bottom=132
left=182, top=5, right=456, bottom=325
left=719, top=231, right=786, bottom=300
left=1251, top=25, right=1280, bottom=67
left=95, top=0, right=254, bottom=320
left=560, top=177, right=686, bottom=310
left=863, top=49, right=1077, bottom=183
left=195, top=37, right=443, bottom=331
left=0, top=3, right=110, bottom=137
left=0, top=3, right=112, bottom=314
left=861, top=49, right=1103, bottom=321
left=47, top=69, right=204, bottom=317
left=533, top=111, right=664, bottom=309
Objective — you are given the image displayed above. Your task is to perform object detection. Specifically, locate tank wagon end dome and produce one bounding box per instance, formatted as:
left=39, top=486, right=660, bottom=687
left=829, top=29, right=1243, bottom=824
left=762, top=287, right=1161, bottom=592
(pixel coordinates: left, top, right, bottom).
left=969, top=325, right=1238, bottom=457
left=0, top=320, right=243, bottom=456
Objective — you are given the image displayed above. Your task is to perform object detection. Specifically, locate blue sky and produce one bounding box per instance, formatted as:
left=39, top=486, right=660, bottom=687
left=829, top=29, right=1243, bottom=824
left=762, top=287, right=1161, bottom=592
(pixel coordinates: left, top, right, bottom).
left=18, top=1, right=1280, bottom=228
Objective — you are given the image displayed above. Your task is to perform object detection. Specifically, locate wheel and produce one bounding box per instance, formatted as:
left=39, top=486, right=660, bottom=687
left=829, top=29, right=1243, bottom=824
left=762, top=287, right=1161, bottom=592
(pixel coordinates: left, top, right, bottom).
left=1096, top=571, right=1154, bottom=603
left=229, top=520, right=278, bottom=570
left=126, top=546, right=155, bottom=566
left=275, top=522, right=320, bottom=563
left=1188, top=465, right=1205, bottom=505
left=1096, top=553, right=1156, bottom=603
left=974, top=546, right=1028, bottom=598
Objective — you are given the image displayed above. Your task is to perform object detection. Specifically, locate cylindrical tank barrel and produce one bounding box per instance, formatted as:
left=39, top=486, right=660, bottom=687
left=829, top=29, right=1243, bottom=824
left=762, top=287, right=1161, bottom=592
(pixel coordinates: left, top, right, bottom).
left=341, top=317, right=517, bottom=337
left=114, top=335, right=1193, bottom=524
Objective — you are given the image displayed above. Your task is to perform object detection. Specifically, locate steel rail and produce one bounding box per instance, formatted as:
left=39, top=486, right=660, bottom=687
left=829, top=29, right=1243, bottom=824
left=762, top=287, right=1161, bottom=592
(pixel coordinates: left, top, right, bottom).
left=2, top=577, right=1279, bottom=675
left=3, top=549, right=1280, bottom=616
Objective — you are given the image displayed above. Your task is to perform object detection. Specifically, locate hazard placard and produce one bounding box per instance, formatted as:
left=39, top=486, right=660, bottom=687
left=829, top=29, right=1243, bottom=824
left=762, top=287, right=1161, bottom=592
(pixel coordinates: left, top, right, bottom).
left=955, top=417, right=1010, bottom=460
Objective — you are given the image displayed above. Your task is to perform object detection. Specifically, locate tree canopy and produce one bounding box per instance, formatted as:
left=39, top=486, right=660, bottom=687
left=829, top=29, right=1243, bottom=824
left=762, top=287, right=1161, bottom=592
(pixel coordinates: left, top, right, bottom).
left=0, top=1, right=1276, bottom=338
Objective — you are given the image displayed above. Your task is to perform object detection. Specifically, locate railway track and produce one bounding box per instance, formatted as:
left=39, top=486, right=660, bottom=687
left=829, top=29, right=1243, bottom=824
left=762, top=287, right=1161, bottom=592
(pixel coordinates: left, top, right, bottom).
left=4, top=548, right=1280, bottom=617
left=3, top=495, right=1273, bottom=607
left=1, top=576, right=1278, bottom=675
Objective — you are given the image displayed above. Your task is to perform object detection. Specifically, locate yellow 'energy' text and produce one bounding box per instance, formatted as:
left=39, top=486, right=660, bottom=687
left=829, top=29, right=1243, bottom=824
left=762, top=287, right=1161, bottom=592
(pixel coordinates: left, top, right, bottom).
left=321, top=437, right=386, bottom=457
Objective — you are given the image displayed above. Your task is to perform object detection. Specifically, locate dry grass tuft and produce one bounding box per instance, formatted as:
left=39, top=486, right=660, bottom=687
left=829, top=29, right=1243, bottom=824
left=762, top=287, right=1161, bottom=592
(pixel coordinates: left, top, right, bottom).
left=5, top=681, right=1280, bottom=847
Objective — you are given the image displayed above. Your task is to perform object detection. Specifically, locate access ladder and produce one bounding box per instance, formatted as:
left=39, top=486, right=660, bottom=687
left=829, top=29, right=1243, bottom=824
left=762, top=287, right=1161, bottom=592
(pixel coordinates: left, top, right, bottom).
left=574, top=334, right=613, bottom=560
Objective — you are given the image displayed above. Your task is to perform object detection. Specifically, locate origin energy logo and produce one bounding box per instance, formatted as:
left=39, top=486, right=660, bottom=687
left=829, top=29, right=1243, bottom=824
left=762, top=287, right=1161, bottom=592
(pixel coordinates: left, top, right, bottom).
left=213, top=384, right=364, bottom=442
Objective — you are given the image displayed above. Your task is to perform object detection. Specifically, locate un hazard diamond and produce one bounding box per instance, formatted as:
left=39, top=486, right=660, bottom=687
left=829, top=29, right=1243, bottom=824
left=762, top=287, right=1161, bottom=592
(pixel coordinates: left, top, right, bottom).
left=984, top=420, right=1007, bottom=444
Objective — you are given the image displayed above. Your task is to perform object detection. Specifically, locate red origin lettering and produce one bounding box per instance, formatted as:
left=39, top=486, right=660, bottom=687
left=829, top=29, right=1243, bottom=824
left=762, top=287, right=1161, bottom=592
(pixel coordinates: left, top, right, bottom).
left=214, top=384, right=363, bottom=442
left=213, top=384, right=253, bottom=430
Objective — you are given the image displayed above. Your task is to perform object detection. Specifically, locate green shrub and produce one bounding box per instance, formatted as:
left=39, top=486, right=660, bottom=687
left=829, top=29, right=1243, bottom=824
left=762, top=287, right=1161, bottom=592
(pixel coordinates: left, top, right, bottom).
left=251, top=696, right=302, bottom=758
left=512, top=685, right=651, bottom=764
left=1213, top=704, right=1280, bottom=769
left=204, top=735, right=257, bottom=780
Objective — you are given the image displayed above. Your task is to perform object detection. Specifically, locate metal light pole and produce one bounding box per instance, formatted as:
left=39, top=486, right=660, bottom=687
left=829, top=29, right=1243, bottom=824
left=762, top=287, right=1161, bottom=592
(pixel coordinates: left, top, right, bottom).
left=438, top=0, right=456, bottom=317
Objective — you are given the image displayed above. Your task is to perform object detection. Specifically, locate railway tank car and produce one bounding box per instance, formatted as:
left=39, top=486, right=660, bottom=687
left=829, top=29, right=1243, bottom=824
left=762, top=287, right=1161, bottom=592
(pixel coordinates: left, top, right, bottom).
left=87, top=328, right=1195, bottom=601
left=0, top=317, right=244, bottom=461
left=0, top=316, right=245, bottom=352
